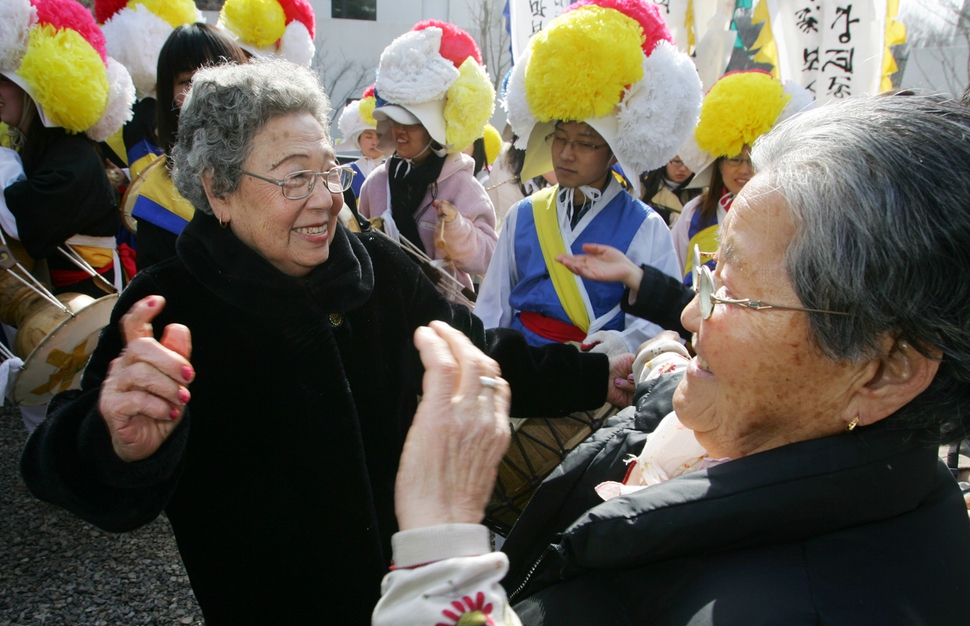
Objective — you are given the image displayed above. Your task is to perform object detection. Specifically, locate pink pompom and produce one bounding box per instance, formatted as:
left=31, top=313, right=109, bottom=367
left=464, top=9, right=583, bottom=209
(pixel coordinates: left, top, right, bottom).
left=277, top=0, right=316, bottom=40
left=413, top=19, right=482, bottom=67
left=565, top=0, right=673, bottom=56
left=362, top=84, right=375, bottom=98
left=93, top=0, right=129, bottom=25
left=32, top=0, right=108, bottom=62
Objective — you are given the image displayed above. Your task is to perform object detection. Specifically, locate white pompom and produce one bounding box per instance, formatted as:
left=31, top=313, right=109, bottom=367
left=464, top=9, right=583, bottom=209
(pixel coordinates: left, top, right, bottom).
left=777, top=80, right=816, bottom=125
left=615, top=42, right=703, bottom=175
left=337, top=99, right=373, bottom=149
left=102, top=6, right=173, bottom=99
left=87, top=58, right=136, bottom=142
left=376, top=28, right=458, bottom=106
left=279, top=21, right=315, bottom=67
left=504, top=46, right=534, bottom=149
left=0, top=0, right=36, bottom=71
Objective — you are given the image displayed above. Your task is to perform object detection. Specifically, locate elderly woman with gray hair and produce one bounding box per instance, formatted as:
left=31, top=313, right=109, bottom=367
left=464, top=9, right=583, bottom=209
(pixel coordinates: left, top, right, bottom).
left=374, top=92, right=970, bottom=625
left=19, top=60, right=623, bottom=624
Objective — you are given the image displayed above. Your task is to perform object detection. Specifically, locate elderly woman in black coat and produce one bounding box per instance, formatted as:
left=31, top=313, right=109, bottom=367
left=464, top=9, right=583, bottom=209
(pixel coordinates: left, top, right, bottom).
left=19, top=60, right=628, bottom=625
left=375, top=92, right=970, bottom=625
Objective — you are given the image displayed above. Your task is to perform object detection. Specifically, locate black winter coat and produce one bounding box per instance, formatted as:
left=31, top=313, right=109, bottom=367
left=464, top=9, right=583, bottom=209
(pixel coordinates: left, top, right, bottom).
left=504, top=373, right=970, bottom=625
left=20, top=211, right=608, bottom=625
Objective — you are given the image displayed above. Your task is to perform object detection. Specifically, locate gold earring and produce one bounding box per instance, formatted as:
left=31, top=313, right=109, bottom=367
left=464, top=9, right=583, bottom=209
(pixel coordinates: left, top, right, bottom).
left=846, top=417, right=859, bottom=432
left=217, top=215, right=227, bottom=228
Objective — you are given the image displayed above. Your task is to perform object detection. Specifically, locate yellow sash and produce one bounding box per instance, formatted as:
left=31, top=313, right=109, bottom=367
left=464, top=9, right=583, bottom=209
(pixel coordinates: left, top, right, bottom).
left=532, top=187, right=590, bottom=332
left=683, top=223, right=719, bottom=280
left=650, top=187, right=684, bottom=214
left=127, top=155, right=196, bottom=223
left=104, top=128, right=128, bottom=167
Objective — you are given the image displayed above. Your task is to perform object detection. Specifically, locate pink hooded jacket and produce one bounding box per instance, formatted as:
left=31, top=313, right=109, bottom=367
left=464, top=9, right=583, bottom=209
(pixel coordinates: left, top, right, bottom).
left=358, top=152, right=497, bottom=296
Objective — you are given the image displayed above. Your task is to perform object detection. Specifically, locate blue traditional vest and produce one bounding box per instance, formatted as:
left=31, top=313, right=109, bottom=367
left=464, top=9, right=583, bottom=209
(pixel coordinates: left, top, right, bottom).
left=509, top=189, right=647, bottom=346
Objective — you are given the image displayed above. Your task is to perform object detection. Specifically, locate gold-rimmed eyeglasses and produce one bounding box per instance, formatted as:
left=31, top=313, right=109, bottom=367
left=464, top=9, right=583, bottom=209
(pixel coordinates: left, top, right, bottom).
left=691, top=245, right=850, bottom=320
left=242, top=165, right=356, bottom=200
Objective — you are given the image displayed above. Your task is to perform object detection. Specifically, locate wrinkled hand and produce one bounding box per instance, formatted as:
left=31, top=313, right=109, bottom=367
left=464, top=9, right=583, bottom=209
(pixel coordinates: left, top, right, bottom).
left=433, top=199, right=458, bottom=223
left=98, top=296, right=194, bottom=462
left=395, top=321, right=511, bottom=531
left=607, top=352, right=636, bottom=408
left=556, top=243, right=643, bottom=291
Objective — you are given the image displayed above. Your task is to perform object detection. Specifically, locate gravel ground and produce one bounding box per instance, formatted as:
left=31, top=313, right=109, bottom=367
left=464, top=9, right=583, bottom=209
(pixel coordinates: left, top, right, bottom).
left=0, top=406, right=204, bottom=625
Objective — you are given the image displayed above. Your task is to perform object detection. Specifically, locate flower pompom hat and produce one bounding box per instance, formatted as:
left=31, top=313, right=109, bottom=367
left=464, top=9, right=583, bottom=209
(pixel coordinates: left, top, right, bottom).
left=95, top=0, right=203, bottom=100
left=372, top=20, right=496, bottom=156
left=216, top=0, right=316, bottom=66
left=0, top=0, right=136, bottom=142
left=678, top=69, right=815, bottom=188
left=337, top=85, right=378, bottom=151
left=504, top=0, right=703, bottom=198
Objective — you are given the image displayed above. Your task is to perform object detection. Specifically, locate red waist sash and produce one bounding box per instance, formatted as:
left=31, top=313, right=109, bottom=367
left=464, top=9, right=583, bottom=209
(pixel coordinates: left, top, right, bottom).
left=519, top=310, right=586, bottom=343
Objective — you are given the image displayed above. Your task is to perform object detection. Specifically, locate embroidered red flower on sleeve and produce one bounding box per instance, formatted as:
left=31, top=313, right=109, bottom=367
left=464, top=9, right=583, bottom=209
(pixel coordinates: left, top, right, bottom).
left=436, top=591, right=495, bottom=626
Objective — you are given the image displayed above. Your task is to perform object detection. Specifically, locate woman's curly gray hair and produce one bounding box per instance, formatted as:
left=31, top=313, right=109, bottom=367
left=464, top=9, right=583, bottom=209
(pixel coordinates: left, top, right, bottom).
left=752, top=92, right=970, bottom=444
left=171, top=60, right=332, bottom=214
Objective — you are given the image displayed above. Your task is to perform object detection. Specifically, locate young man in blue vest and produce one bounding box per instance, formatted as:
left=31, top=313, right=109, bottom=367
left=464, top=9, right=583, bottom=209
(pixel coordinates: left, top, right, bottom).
left=475, top=119, right=681, bottom=355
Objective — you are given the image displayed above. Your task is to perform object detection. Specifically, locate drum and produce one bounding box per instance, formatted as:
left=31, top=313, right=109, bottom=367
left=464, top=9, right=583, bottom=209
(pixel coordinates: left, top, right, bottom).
left=13, top=292, right=117, bottom=406
left=0, top=239, right=117, bottom=406
left=484, top=402, right=619, bottom=536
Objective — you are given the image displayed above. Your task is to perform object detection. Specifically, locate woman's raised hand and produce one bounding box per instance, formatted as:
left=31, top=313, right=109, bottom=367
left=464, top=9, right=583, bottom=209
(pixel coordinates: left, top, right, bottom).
left=395, top=321, right=511, bottom=531
left=98, top=296, right=194, bottom=462
left=557, top=243, right=644, bottom=291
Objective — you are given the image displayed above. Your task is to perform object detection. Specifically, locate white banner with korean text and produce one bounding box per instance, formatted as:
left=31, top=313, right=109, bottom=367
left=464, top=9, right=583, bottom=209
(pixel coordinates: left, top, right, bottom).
left=763, top=0, right=888, bottom=103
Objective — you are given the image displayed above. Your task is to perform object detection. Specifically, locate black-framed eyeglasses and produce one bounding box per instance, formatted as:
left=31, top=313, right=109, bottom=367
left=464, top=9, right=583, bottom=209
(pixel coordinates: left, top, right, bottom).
left=691, top=245, right=851, bottom=320
left=544, top=133, right=606, bottom=154
left=242, top=165, right=356, bottom=200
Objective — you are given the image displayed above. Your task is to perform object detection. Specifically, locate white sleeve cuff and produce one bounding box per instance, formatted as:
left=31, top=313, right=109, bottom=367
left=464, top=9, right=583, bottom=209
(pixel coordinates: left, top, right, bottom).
left=391, top=523, right=492, bottom=568
left=0, top=147, right=26, bottom=239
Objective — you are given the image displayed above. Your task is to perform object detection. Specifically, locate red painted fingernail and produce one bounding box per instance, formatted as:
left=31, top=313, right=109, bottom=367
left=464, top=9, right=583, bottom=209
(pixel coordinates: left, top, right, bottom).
left=614, top=378, right=625, bottom=386
left=146, top=298, right=157, bottom=308
left=182, top=366, right=195, bottom=382
left=179, top=389, right=190, bottom=403
left=170, top=408, right=180, bottom=420
left=628, top=375, right=634, bottom=382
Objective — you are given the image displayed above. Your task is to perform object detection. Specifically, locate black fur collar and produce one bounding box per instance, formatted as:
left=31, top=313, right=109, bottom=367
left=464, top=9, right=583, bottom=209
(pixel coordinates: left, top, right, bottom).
left=176, top=211, right=374, bottom=319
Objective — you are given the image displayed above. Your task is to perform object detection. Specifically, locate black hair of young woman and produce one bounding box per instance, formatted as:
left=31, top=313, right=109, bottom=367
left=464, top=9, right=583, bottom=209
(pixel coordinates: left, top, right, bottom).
left=155, top=23, right=247, bottom=155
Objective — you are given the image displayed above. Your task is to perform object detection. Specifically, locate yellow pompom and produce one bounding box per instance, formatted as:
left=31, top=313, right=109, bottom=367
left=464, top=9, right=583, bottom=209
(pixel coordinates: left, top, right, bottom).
left=18, top=25, right=108, bottom=133
left=220, top=0, right=286, bottom=48
left=359, top=96, right=377, bottom=127
left=128, top=0, right=198, bottom=28
left=526, top=6, right=644, bottom=123
left=444, top=58, right=495, bottom=153
left=694, top=72, right=790, bottom=158
left=482, top=123, right=502, bottom=165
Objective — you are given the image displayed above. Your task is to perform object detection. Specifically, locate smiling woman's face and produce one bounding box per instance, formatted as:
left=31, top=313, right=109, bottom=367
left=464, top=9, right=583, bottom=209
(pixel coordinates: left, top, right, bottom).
left=210, top=112, right=342, bottom=277
left=673, top=175, right=866, bottom=459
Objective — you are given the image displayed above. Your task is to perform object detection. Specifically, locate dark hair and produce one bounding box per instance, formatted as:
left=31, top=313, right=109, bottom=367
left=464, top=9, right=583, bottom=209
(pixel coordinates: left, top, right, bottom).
left=20, top=100, right=96, bottom=174
left=470, top=137, right=488, bottom=176
left=155, top=23, right=247, bottom=155
left=698, top=157, right=726, bottom=222
left=639, top=165, right=695, bottom=203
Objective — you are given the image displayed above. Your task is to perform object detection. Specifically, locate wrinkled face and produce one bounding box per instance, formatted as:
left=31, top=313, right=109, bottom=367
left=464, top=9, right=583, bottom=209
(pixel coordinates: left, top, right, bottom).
left=215, top=112, right=342, bottom=277
left=673, top=175, right=860, bottom=459
left=358, top=129, right=383, bottom=159
left=718, top=144, right=753, bottom=196
left=550, top=121, right=614, bottom=190
left=174, top=70, right=195, bottom=110
left=0, top=74, right=26, bottom=128
left=665, top=156, right=692, bottom=184
left=391, top=121, right=432, bottom=162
